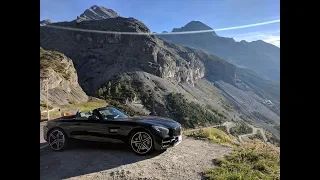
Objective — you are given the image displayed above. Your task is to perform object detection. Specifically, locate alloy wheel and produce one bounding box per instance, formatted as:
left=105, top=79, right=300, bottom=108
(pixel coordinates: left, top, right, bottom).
left=49, top=129, right=65, bottom=151
left=130, top=132, right=153, bottom=155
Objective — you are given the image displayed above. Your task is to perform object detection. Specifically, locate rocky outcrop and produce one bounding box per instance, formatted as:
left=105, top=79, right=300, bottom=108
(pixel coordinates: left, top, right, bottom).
left=75, top=5, right=120, bottom=23
left=40, top=48, right=88, bottom=105
left=40, top=16, right=236, bottom=95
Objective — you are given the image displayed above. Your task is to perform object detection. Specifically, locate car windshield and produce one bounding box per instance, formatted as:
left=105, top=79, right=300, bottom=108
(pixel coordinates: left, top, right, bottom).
left=99, top=107, right=128, bottom=120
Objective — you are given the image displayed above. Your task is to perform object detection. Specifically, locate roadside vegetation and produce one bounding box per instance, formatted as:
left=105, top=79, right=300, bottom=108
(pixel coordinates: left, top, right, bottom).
left=249, top=129, right=264, bottom=141
left=204, top=140, right=280, bottom=180
left=215, top=126, right=228, bottom=134
left=230, top=122, right=253, bottom=136
left=185, top=128, right=234, bottom=147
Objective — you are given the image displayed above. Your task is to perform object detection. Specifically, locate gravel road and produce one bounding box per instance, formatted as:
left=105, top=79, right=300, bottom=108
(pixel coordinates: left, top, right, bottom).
left=40, top=136, right=232, bottom=180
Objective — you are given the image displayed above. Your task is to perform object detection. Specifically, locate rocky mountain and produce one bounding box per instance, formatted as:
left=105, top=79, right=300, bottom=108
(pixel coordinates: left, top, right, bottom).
left=157, top=21, right=280, bottom=81
left=40, top=19, right=52, bottom=26
left=75, top=5, right=120, bottom=23
left=40, top=17, right=237, bottom=95
left=172, top=21, right=217, bottom=36
left=40, top=48, right=88, bottom=105
left=40, top=5, right=279, bottom=134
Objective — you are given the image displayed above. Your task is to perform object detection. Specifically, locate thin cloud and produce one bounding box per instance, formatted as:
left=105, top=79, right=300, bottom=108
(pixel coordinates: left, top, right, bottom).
left=214, top=20, right=279, bottom=32
left=42, top=19, right=280, bottom=36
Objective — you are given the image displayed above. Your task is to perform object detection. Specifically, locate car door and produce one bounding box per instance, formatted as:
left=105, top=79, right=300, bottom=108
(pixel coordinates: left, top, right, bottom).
left=84, top=109, right=128, bottom=143
left=66, top=114, right=96, bottom=141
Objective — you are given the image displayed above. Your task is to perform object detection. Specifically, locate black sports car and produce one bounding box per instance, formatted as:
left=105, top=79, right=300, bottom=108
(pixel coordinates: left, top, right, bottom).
left=43, top=107, right=182, bottom=155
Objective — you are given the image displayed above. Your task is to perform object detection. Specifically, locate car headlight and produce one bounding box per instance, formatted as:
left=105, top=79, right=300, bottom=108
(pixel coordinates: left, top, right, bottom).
left=152, top=125, right=169, bottom=135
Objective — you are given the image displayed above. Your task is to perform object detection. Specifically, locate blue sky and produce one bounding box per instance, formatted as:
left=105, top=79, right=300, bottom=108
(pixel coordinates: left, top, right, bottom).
left=40, top=0, right=280, bottom=47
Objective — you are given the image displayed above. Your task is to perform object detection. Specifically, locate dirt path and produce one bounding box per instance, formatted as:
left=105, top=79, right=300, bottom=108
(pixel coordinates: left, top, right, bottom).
left=183, top=122, right=275, bottom=150
left=238, top=123, right=267, bottom=143
left=40, top=137, right=232, bottom=180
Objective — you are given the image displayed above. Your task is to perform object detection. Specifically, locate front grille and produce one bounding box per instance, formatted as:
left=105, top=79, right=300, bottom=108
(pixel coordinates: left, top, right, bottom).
left=170, top=126, right=181, bottom=136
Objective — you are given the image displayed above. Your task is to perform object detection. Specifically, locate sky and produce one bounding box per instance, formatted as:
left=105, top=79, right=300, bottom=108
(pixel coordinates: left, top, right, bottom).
left=40, top=0, right=280, bottom=47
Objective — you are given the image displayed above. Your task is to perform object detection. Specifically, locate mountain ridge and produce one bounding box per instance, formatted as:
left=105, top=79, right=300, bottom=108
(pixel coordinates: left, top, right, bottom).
left=157, top=21, right=280, bottom=81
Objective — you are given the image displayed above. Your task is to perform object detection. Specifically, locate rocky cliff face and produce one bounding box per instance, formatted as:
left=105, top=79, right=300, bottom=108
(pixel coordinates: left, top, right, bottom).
left=40, top=48, right=88, bottom=105
left=40, top=17, right=236, bottom=95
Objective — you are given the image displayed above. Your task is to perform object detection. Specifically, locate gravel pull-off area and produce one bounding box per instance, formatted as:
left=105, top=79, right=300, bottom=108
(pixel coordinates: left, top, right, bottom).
left=40, top=137, right=232, bottom=180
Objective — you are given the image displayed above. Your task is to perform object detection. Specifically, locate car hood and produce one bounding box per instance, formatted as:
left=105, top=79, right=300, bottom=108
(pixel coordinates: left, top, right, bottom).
left=125, top=116, right=180, bottom=128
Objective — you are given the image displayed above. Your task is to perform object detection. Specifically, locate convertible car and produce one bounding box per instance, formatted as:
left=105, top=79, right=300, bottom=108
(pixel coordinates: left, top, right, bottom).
left=43, top=107, right=182, bottom=155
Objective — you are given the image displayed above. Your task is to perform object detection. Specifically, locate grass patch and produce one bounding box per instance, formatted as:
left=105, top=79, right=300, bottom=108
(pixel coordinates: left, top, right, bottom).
left=230, top=122, right=253, bottom=136
left=185, top=128, right=234, bottom=147
left=215, top=126, right=228, bottom=134
left=58, top=97, right=107, bottom=112
left=204, top=140, right=280, bottom=180
left=64, top=98, right=107, bottom=112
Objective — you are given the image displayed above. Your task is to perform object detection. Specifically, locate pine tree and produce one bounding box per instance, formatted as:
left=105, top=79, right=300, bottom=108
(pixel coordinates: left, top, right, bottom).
left=98, top=88, right=103, bottom=97
left=124, top=84, right=129, bottom=91
left=115, top=86, right=119, bottom=95
left=102, top=86, right=107, bottom=93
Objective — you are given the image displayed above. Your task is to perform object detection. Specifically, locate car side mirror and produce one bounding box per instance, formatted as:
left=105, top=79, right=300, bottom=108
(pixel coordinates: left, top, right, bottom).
left=88, top=115, right=99, bottom=121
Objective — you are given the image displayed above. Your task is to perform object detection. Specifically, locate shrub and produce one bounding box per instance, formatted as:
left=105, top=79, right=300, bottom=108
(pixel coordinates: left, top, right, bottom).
left=230, top=122, right=253, bottom=136
left=185, top=128, right=234, bottom=147
left=249, top=129, right=264, bottom=141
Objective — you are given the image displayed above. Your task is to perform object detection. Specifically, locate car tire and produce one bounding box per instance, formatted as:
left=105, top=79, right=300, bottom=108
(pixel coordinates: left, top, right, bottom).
left=129, top=130, right=154, bottom=155
left=48, top=128, right=68, bottom=151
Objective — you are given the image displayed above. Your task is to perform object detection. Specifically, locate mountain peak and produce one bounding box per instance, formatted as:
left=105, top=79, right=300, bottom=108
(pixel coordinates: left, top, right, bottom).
left=40, top=19, right=52, bottom=26
left=76, top=5, right=120, bottom=22
left=171, top=21, right=216, bottom=35
left=184, top=21, right=213, bottom=30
